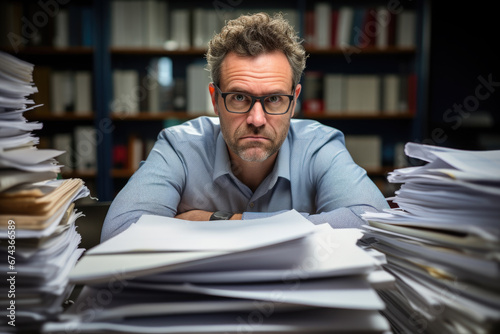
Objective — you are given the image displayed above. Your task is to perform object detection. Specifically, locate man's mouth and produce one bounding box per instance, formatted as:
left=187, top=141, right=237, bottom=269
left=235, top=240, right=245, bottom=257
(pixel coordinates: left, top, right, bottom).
left=241, top=135, right=268, bottom=141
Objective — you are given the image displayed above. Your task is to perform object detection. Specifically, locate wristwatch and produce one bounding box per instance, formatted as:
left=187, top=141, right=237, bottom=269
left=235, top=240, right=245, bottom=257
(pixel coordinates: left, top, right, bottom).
left=209, top=211, right=234, bottom=221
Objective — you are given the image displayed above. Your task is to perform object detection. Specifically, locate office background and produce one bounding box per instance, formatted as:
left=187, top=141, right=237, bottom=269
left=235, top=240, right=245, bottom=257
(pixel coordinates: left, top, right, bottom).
left=1, top=0, right=498, bottom=202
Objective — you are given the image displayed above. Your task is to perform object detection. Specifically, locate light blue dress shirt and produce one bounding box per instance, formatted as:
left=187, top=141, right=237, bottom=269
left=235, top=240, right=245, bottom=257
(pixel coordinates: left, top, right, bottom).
left=101, top=116, right=389, bottom=241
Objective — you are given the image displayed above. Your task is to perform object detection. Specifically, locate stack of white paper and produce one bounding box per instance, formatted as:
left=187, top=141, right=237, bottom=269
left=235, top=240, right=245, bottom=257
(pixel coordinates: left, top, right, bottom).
left=0, top=51, right=90, bottom=333
left=0, top=51, right=63, bottom=176
left=361, top=142, right=500, bottom=333
left=43, top=210, right=392, bottom=333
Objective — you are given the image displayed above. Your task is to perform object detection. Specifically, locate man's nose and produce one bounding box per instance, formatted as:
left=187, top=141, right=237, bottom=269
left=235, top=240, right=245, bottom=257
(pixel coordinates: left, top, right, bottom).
left=246, top=99, right=267, bottom=127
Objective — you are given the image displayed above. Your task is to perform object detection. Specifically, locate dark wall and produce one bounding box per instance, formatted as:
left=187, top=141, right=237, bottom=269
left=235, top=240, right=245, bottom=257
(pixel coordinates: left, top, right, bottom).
left=427, top=2, right=500, bottom=150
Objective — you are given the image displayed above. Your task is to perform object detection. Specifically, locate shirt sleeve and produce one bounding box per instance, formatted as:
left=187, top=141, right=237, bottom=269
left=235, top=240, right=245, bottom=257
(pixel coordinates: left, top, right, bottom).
left=100, top=130, right=185, bottom=242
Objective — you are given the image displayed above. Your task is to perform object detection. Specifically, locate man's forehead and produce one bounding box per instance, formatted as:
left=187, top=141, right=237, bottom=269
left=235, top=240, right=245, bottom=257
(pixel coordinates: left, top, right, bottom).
left=220, top=51, right=293, bottom=86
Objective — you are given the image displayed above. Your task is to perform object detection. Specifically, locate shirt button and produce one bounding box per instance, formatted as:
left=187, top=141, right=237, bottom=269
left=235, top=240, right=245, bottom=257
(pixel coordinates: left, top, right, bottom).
left=249, top=202, right=255, bottom=208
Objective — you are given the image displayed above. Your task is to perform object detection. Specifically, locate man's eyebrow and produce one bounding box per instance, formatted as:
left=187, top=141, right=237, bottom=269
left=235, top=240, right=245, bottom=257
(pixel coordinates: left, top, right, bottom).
left=226, top=87, right=290, bottom=95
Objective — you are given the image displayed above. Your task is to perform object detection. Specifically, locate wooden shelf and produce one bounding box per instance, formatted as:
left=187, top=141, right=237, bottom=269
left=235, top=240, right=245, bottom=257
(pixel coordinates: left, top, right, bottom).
left=109, top=46, right=415, bottom=56
left=305, top=46, right=416, bottom=55
left=110, top=112, right=212, bottom=121
left=301, top=112, right=414, bottom=120
left=111, top=169, right=135, bottom=178
left=26, top=113, right=95, bottom=121
left=1, top=46, right=94, bottom=55
left=110, top=47, right=207, bottom=56
left=364, top=166, right=396, bottom=176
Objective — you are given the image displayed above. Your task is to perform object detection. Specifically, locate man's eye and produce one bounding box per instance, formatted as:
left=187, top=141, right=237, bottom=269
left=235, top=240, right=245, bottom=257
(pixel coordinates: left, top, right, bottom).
left=268, top=96, right=282, bottom=103
left=234, top=94, right=246, bottom=101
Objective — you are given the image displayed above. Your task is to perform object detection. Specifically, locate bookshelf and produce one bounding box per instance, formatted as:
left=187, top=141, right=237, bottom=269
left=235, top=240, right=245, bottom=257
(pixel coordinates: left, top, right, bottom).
left=2, top=0, right=430, bottom=200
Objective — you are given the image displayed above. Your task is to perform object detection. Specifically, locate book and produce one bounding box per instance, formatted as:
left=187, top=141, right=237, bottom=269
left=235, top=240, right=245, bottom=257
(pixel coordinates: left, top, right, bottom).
left=128, top=134, right=144, bottom=171
left=74, top=126, right=97, bottom=173
left=304, top=10, right=315, bottom=47
left=381, top=74, right=400, bottom=114
left=157, top=66, right=175, bottom=112
left=52, top=133, right=73, bottom=172
left=53, top=8, right=69, bottom=47
left=359, top=7, right=377, bottom=48
left=396, top=9, right=416, bottom=48
left=330, top=9, right=339, bottom=47
left=172, top=77, right=187, bottom=111
left=323, top=73, right=344, bottom=114
left=112, top=69, right=140, bottom=115
left=142, top=57, right=175, bottom=113
left=186, top=62, right=213, bottom=115
left=336, top=6, right=354, bottom=47
left=314, top=2, right=331, bottom=48
left=192, top=8, right=207, bottom=49
left=143, top=0, right=168, bottom=48
left=50, top=71, right=75, bottom=115
left=350, top=7, right=366, bottom=47
left=169, top=8, right=190, bottom=50
left=397, top=74, right=409, bottom=112
left=374, top=7, right=390, bottom=48
left=112, top=144, right=128, bottom=169
left=345, top=135, right=382, bottom=170
left=345, top=75, right=381, bottom=114
left=111, top=0, right=126, bottom=46
left=81, top=6, right=94, bottom=46
left=407, top=73, right=417, bottom=114
left=74, top=71, right=92, bottom=115
left=302, top=71, right=324, bottom=114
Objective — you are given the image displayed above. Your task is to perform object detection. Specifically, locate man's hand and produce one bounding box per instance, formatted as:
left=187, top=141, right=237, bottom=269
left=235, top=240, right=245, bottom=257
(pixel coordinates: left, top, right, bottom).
left=175, top=210, right=242, bottom=221
left=175, top=210, right=212, bottom=221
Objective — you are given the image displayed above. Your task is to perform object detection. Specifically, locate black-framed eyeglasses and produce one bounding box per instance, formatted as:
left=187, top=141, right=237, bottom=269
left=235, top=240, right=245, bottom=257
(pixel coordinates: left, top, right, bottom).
left=213, top=84, right=295, bottom=115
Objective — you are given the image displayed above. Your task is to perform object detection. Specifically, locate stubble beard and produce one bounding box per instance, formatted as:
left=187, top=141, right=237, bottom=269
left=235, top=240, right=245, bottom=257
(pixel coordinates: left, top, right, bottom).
left=237, top=142, right=275, bottom=162
left=227, top=125, right=284, bottom=163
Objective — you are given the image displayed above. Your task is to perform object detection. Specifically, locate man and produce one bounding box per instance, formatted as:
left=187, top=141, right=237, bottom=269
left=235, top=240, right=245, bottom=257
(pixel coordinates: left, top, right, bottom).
left=101, top=13, right=388, bottom=242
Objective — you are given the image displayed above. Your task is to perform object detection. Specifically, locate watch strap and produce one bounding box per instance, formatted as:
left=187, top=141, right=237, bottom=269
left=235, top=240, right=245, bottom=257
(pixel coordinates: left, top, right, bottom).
left=209, top=211, right=234, bottom=221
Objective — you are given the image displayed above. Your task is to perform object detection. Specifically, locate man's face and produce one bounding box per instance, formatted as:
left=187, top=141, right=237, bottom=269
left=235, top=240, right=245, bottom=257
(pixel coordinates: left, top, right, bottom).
left=210, top=51, right=301, bottom=163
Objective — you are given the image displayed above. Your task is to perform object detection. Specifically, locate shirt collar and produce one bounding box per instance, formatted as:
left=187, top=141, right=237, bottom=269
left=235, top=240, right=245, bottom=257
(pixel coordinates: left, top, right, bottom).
left=274, top=136, right=291, bottom=181
left=213, top=132, right=232, bottom=181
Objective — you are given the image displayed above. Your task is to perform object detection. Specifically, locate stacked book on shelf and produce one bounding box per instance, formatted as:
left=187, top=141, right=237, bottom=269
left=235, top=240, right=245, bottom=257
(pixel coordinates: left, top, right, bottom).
left=304, top=4, right=416, bottom=49
left=108, top=1, right=415, bottom=51
left=0, top=1, right=94, bottom=50
left=302, top=71, right=417, bottom=116
left=109, top=0, right=299, bottom=50
left=0, top=51, right=90, bottom=332
left=360, top=142, right=500, bottom=333
left=43, top=210, right=394, bottom=333
left=112, top=57, right=216, bottom=117
left=32, top=67, right=93, bottom=117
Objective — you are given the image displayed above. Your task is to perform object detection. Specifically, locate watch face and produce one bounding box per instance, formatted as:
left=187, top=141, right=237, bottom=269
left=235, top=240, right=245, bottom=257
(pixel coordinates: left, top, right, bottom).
left=211, top=211, right=233, bottom=220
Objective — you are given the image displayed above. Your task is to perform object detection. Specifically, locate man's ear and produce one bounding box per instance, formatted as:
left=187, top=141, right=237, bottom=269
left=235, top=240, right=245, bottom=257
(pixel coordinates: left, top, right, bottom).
left=209, top=83, right=219, bottom=115
left=291, top=84, right=302, bottom=118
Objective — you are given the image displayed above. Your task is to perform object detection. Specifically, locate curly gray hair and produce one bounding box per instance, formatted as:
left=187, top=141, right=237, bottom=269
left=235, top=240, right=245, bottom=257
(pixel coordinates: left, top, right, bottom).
left=206, top=12, right=307, bottom=89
